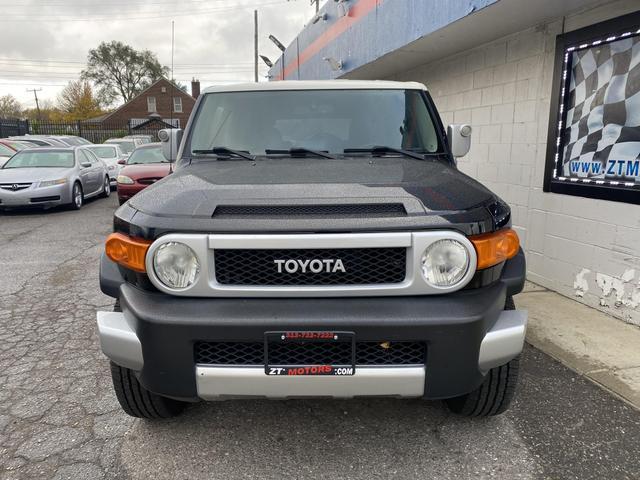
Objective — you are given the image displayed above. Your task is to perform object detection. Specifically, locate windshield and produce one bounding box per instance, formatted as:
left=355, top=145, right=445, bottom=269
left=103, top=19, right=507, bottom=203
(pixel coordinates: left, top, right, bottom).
left=59, top=137, right=83, bottom=146
left=12, top=138, right=50, bottom=146
left=7, top=141, right=30, bottom=150
left=107, top=140, right=135, bottom=154
left=3, top=150, right=75, bottom=168
left=126, top=147, right=166, bottom=164
left=88, top=146, right=117, bottom=159
left=189, top=89, right=441, bottom=155
left=0, top=144, right=14, bottom=156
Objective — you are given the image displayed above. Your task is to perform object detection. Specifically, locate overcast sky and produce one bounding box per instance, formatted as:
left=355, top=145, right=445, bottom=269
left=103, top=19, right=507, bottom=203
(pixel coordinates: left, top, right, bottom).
left=0, top=0, right=316, bottom=109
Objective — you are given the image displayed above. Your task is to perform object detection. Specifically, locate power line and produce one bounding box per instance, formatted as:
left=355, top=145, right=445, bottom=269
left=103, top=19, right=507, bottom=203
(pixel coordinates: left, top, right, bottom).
left=0, top=0, right=289, bottom=21
left=0, top=0, right=279, bottom=6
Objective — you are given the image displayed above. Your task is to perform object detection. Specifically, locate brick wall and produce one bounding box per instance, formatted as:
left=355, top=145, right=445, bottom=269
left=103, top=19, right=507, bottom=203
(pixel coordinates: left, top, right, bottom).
left=391, top=0, right=640, bottom=325
left=105, top=79, right=196, bottom=128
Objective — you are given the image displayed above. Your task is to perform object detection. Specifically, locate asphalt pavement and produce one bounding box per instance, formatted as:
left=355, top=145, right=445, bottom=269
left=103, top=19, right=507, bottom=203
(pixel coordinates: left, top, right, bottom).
left=1, top=196, right=639, bottom=480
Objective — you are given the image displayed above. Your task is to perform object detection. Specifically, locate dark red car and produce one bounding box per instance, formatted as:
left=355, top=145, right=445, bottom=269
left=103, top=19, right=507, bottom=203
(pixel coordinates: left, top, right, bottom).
left=116, top=143, right=172, bottom=205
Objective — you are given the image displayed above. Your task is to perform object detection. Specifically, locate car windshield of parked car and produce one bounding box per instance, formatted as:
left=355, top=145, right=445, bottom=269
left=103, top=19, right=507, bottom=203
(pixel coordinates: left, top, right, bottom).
left=0, top=144, right=14, bottom=156
left=3, top=151, right=75, bottom=168
left=88, top=146, right=117, bottom=159
left=60, top=137, right=84, bottom=146
left=126, top=147, right=167, bottom=164
left=6, top=141, right=30, bottom=150
left=108, top=140, right=135, bottom=154
left=189, top=89, right=441, bottom=156
left=12, top=138, right=49, bottom=146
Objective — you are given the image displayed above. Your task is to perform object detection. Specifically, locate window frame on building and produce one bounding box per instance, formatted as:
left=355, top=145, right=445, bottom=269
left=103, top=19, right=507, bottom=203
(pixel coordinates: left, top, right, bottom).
left=173, top=96, right=183, bottom=113
left=147, top=96, right=157, bottom=113
left=544, top=10, right=640, bottom=205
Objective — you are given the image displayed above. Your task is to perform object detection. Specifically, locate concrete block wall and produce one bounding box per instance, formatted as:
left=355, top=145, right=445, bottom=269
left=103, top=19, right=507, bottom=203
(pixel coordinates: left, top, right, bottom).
left=391, top=0, right=640, bottom=326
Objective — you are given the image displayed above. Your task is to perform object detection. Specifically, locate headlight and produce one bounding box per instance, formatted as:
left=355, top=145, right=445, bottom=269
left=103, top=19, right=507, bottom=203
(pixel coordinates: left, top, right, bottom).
left=39, top=178, right=67, bottom=188
left=421, top=239, right=470, bottom=287
left=117, top=175, right=134, bottom=184
left=153, top=242, right=200, bottom=289
left=108, top=164, right=116, bottom=170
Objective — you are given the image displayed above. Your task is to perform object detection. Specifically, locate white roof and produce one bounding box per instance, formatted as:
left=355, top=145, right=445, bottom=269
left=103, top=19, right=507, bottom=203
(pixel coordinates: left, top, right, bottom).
left=202, top=80, right=427, bottom=94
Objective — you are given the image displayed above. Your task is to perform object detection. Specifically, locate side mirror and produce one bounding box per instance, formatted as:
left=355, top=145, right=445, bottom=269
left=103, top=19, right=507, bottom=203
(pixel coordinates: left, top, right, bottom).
left=447, top=124, right=472, bottom=160
left=117, top=159, right=126, bottom=165
left=159, top=128, right=183, bottom=162
left=80, top=162, right=92, bottom=168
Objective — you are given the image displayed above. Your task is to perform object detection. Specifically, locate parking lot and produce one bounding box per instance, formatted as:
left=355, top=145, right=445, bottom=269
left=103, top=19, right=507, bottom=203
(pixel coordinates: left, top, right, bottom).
left=0, top=197, right=639, bottom=480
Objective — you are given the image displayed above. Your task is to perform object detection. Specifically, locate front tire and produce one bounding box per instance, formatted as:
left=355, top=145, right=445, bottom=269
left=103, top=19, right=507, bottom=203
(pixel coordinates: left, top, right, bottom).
left=109, top=300, right=186, bottom=419
left=70, top=182, right=83, bottom=210
left=445, top=356, right=520, bottom=417
left=445, top=296, right=520, bottom=417
left=110, top=362, right=186, bottom=419
left=101, top=176, right=111, bottom=198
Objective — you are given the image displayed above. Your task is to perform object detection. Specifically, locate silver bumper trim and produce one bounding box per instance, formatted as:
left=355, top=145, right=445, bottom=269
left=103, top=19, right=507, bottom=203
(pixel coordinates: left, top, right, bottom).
left=96, top=311, right=143, bottom=370
left=478, top=309, right=527, bottom=371
left=195, top=366, right=426, bottom=399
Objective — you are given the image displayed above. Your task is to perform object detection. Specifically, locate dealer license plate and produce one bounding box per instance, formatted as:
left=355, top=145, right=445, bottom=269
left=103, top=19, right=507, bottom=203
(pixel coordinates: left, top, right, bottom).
left=264, top=331, right=356, bottom=376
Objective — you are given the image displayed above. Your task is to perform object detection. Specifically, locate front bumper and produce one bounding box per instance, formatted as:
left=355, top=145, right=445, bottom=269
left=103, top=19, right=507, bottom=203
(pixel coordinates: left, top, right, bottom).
left=97, top=251, right=527, bottom=401
left=117, top=183, right=144, bottom=202
left=0, top=183, right=71, bottom=207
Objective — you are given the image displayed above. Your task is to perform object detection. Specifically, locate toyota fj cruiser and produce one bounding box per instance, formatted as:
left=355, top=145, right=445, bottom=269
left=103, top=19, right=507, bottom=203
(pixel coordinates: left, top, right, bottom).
left=97, top=80, right=526, bottom=419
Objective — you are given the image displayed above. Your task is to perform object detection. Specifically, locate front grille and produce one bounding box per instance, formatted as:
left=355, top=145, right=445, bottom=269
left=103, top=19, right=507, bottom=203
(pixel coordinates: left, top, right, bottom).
left=195, top=341, right=426, bottom=366
left=137, top=177, right=161, bottom=185
left=213, top=204, right=407, bottom=219
left=0, top=183, right=31, bottom=191
left=214, top=248, right=406, bottom=286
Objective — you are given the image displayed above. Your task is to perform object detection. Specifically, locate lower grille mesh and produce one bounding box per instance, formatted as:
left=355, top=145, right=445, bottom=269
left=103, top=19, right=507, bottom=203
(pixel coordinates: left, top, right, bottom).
left=195, top=341, right=426, bottom=366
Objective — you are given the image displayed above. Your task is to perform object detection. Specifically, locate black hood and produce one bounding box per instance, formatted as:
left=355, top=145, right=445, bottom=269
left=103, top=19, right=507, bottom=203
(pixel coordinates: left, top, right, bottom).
left=120, top=157, right=508, bottom=239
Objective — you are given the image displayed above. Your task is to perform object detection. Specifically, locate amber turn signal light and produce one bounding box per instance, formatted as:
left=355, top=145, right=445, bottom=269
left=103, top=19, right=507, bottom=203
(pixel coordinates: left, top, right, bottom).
left=105, top=233, right=152, bottom=273
left=470, top=228, right=520, bottom=270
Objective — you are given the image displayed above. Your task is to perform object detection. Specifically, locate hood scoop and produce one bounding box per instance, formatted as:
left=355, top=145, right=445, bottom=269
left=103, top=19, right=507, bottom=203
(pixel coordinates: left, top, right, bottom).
left=212, top=203, right=408, bottom=219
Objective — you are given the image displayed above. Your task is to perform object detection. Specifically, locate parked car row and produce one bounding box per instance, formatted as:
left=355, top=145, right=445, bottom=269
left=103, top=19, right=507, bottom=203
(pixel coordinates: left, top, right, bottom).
left=0, top=146, right=111, bottom=210
left=0, top=135, right=171, bottom=209
left=0, top=139, right=40, bottom=167
left=0, top=133, right=168, bottom=211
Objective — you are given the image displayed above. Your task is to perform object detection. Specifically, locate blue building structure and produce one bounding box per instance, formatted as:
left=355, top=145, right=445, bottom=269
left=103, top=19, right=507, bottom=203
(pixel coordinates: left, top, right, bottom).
left=269, top=0, right=640, bottom=326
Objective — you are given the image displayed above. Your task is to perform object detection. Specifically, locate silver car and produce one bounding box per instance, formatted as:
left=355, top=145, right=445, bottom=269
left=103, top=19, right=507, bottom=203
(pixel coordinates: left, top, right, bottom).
left=124, top=134, right=154, bottom=144
left=0, top=147, right=111, bottom=210
left=85, top=144, right=127, bottom=187
left=47, top=135, right=93, bottom=146
left=8, top=135, right=68, bottom=147
left=105, top=138, right=143, bottom=157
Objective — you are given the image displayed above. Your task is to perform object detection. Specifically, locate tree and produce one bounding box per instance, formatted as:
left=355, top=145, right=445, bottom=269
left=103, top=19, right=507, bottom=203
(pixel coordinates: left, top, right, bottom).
left=56, top=80, right=104, bottom=121
left=81, top=41, right=168, bottom=106
left=23, top=100, right=62, bottom=122
left=0, top=94, right=23, bottom=119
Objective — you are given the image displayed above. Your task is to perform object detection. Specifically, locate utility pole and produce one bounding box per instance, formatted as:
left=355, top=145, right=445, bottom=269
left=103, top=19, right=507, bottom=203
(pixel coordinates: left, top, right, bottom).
left=254, top=10, right=259, bottom=83
left=27, top=88, right=42, bottom=122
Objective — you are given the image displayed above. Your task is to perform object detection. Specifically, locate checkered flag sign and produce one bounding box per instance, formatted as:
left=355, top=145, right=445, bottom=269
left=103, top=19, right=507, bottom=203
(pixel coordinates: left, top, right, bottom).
left=562, top=34, right=640, bottom=184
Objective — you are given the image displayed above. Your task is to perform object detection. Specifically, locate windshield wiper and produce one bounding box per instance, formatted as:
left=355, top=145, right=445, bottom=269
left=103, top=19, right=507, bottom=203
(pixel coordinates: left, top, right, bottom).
left=343, top=146, right=427, bottom=161
left=265, top=148, right=336, bottom=159
left=192, top=147, right=255, bottom=161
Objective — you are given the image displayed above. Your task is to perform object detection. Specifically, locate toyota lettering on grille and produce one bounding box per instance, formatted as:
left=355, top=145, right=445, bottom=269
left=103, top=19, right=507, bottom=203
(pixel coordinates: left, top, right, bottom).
left=274, top=259, right=346, bottom=274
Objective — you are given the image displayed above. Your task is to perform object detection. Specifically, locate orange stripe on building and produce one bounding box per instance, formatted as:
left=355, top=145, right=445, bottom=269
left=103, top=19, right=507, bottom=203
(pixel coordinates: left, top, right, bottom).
left=276, top=0, right=382, bottom=80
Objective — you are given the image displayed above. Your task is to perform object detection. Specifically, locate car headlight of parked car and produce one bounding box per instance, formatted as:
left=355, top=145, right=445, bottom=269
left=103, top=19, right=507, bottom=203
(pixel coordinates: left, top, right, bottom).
left=152, top=242, right=200, bottom=290
left=421, top=239, right=470, bottom=288
left=108, top=164, right=117, bottom=171
left=38, top=178, right=67, bottom=188
left=117, top=175, right=134, bottom=184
